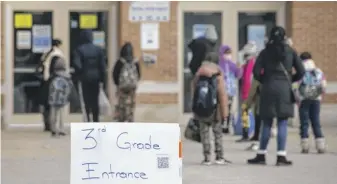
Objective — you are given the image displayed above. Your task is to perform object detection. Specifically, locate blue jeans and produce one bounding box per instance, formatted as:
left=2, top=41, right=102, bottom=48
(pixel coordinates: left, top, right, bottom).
left=299, top=100, right=324, bottom=139
left=259, top=118, right=288, bottom=151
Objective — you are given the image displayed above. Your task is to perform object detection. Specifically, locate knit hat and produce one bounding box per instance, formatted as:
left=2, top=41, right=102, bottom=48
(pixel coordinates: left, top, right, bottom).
left=243, top=41, right=258, bottom=56
left=204, top=25, right=218, bottom=42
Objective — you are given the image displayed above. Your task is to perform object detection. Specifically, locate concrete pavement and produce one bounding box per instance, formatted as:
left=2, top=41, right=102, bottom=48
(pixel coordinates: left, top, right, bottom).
left=2, top=104, right=337, bottom=184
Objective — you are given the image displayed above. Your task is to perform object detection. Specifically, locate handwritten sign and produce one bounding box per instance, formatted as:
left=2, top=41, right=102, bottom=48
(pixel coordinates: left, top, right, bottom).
left=71, top=123, right=182, bottom=184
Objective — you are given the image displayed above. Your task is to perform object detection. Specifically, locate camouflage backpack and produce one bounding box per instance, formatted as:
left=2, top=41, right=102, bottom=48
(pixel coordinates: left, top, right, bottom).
left=48, top=76, right=72, bottom=106
left=118, top=58, right=139, bottom=92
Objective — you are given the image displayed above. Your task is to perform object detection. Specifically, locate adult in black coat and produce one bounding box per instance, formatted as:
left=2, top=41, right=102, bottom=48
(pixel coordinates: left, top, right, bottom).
left=247, top=26, right=305, bottom=166
left=73, top=30, right=106, bottom=122
left=188, top=25, right=218, bottom=76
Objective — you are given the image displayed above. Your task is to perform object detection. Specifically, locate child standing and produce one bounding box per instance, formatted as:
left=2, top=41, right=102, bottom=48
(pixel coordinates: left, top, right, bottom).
left=298, top=52, right=327, bottom=154
left=218, top=45, right=242, bottom=134
left=48, top=58, right=75, bottom=137
left=241, top=79, right=261, bottom=150
left=192, top=53, right=229, bottom=165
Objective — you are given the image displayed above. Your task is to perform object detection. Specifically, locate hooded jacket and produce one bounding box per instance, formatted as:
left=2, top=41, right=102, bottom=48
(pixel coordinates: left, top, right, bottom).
left=219, top=45, right=242, bottom=97
left=113, top=42, right=141, bottom=86
left=297, top=59, right=327, bottom=101
left=72, top=30, right=106, bottom=83
left=192, top=61, right=228, bottom=120
left=188, top=26, right=218, bottom=75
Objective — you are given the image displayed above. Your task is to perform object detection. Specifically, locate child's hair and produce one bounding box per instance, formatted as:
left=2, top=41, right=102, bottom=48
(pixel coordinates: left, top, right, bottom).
left=53, top=57, right=66, bottom=71
left=300, top=52, right=312, bottom=60
left=204, top=52, right=219, bottom=64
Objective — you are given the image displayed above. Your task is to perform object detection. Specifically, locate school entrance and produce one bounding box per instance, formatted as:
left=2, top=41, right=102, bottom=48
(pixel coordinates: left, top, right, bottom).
left=3, top=1, right=118, bottom=125
left=178, top=1, right=286, bottom=116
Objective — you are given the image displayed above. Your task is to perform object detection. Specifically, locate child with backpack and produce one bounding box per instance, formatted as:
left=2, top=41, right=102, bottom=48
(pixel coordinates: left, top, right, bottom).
left=113, top=42, right=141, bottom=122
left=218, top=45, right=242, bottom=134
left=298, top=52, right=327, bottom=154
left=48, top=58, right=76, bottom=137
left=192, top=52, right=229, bottom=165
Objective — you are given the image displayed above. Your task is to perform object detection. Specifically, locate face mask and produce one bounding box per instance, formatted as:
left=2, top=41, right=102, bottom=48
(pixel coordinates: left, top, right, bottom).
left=223, top=54, right=232, bottom=60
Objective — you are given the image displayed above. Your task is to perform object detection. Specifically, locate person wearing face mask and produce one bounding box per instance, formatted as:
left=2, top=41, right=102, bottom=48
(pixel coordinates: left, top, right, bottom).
left=218, top=45, right=242, bottom=134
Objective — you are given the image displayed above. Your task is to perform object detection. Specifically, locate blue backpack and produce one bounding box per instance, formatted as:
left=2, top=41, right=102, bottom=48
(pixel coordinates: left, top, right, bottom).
left=299, top=69, right=324, bottom=100
left=192, top=73, right=220, bottom=119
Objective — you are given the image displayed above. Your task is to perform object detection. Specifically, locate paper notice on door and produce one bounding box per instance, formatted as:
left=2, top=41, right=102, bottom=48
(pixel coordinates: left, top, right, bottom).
left=247, top=24, right=266, bottom=52
left=14, top=13, right=33, bottom=28
left=32, top=25, right=52, bottom=53
left=192, top=24, right=213, bottom=39
left=93, top=31, right=105, bottom=48
left=16, top=31, right=31, bottom=49
left=141, top=23, right=159, bottom=50
left=80, top=14, right=97, bottom=29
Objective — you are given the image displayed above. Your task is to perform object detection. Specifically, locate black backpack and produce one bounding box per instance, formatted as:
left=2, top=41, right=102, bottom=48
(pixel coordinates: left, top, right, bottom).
left=192, top=73, right=219, bottom=118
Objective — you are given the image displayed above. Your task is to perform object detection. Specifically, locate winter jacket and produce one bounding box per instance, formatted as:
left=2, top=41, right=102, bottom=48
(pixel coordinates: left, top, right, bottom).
left=40, top=46, right=65, bottom=81
left=253, top=44, right=305, bottom=119
left=188, top=26, right=218, bottom=76
left=297, top=59, right=327, bottom=101
left=72, top=30, right=106, bottom=84
left=192, top=61, right=228, bottom=120
left=241, top=57, right=255, bottom=100
left=218, top=45, right=242, bottom=97
left=112, top=43, right=141, bottom=86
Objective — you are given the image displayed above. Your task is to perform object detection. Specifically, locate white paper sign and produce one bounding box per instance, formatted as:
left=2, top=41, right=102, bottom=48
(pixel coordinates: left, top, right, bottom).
left=141, top=23, right=159, bottom=50
left=71, top=123, right=182, bottom=184
left=129, top=1, right=170, bottom=22
left=247, top=24, right=266, bottom=52
left=32, top=25, right=52, bottom=53
left=93, top=31, right=105, bottom=48
left=192, top=24, right=213, bottom=39
left=16, top=31, right=31, bottom=49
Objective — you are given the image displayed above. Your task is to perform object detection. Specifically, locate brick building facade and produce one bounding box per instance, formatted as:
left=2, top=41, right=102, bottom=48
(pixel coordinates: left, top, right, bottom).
left=1, top=1, right=336, bottom=124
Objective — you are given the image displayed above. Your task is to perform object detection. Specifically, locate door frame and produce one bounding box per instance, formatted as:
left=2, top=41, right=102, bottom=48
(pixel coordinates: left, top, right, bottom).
left=3, top=1, right=118, bottom=125
left=177, top=1, right=286, bottom=121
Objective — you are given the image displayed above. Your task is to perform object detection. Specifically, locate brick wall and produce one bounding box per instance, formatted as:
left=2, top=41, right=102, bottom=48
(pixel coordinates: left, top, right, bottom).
left=119, top=2, right=178, bottom=104
left=289, top=2, right=337, bottom=103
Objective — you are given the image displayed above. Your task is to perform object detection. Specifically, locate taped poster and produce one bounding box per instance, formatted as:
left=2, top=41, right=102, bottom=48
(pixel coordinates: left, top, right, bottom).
left=141, top=23, right=159, bottom=50
left=93, top=31, right=105, bottom=48
left=14, top=13, right=32, bottom=28
left=247, top=24, right=266, bottom=52
left=16, top=31, right=31, bottom=49
left=80, top=14, right=97, bottom=29
left=192, top=24, right=213, bottom=39
left=32, top=25, right=52, bottom=53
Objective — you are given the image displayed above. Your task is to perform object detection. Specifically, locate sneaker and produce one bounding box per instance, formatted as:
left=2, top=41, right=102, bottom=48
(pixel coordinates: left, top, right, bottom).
left=59, top=132, right=67, bottom=136
left=247, top=154, right=266, bottom=165
left=201, top=158, right=212, bottom=166
left=235, top=137, right=250, bottom=143
left=51, top=132, right=58, bottom=137
left=245, top=143, right=259, bottom=151
left=276, top=156, right=292, bottom=166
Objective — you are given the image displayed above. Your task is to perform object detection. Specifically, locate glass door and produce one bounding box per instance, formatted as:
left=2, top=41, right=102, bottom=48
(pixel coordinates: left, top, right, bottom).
left=68, top=11, right=108, bottom=113
left=183, top=12, right=222, bottom=113
left=13, top=11, right=53, bottom=114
